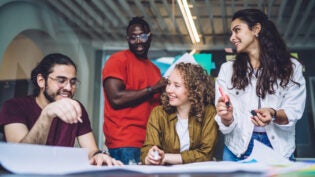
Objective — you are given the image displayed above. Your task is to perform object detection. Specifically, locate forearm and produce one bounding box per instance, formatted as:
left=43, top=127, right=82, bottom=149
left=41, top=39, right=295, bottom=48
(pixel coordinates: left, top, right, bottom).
left=109, top=88, right=153, bottom=109
left=162, top=153, right=182, bottom=165
left=104, top=77, right=165, bottom=109
left=271, top=109, right=288, bottom=125
left=20, top=114, right=53, bottom=144
left=77, top=132, right=99, bottom=159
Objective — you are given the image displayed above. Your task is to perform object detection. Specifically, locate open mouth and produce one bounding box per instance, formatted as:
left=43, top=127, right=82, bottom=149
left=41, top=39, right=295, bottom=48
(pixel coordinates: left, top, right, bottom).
left=136, top=45, right=144, bottom=52
left=168, top=95, right=176, bottom=102
left=58, top=91, right=72, bottom=98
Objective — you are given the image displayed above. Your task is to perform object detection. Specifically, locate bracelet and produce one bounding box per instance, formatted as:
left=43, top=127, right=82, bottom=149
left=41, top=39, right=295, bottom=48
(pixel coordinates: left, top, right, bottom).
left=93, top=150, right=108, bottom=157
left=146, top=87, right=153, bottom=93
left=270, top=108, right=277, bottom=121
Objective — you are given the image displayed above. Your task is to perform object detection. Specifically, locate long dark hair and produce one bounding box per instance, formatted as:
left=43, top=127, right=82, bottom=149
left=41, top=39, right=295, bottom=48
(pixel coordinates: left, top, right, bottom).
left=31, top=53, right=77, bottom=96
left=231, top=9, right=299, bottom=98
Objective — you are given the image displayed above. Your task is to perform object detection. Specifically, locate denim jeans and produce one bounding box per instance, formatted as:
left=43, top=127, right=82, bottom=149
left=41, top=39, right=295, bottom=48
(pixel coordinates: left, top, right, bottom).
left=223, top=132, right=273, bottom=161
left=109, top=147, right=140, bottom=165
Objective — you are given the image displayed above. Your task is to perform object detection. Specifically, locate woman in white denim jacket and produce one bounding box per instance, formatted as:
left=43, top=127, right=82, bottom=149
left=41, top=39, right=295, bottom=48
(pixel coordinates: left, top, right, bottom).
left=215, top=9, right=306, bottom=161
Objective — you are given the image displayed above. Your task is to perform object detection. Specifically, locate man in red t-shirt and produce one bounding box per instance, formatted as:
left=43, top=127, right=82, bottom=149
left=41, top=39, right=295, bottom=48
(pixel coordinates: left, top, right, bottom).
left=102, top=17, right=167, bottom=164
left=0, top=53, right=122, bottom=166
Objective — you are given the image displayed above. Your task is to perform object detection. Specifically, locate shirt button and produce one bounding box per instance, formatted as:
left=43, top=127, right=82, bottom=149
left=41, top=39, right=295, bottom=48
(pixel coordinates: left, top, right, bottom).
left=271, top=135, right=275, bottom=140
left=236, top=91, right=239, bottom=95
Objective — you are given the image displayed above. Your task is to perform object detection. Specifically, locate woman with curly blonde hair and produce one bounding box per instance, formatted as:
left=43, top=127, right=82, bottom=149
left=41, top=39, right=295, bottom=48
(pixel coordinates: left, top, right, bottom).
left=141, top=62, right=218, bottom=165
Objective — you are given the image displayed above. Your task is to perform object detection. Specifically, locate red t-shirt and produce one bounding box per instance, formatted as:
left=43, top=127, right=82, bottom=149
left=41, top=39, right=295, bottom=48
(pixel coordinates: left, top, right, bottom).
left=102, top=50, right=161, bottom=148
left=0, top=96, right=92, bottom=146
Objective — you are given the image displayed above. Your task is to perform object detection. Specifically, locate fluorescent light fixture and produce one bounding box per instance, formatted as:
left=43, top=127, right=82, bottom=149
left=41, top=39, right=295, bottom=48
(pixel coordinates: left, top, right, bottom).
left=189, top=48, right=197, bottom=55
left=177, top=0, right=200, bottom=44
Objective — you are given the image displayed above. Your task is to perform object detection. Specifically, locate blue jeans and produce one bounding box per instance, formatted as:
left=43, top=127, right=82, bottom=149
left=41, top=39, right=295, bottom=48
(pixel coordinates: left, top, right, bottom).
left=223, top=132, right=273, bottom=161
left=109, top=147, right=140, bottom=165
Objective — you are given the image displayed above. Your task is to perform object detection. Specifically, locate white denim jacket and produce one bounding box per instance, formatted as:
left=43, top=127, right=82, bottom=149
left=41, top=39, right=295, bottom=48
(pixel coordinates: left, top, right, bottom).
left=215, top=59, right=306, bottom=158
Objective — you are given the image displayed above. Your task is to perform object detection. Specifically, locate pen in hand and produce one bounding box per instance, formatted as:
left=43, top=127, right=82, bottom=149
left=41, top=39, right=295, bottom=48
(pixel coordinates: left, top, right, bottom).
left=250, top=110, right=257, bottom=116
left=153, top=150, right=160, bottom=160
left=219, top=86, right=230, bottom=107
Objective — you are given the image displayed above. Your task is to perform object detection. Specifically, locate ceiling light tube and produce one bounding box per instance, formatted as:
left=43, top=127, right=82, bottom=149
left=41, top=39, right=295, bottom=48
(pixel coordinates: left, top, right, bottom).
left=189, top=48, right=197, bottom=55
left=177, top=0, right=200, bottom=44
left=177, top=0, right=195, bottom=43
left=182, top=0, right=200, bottom=43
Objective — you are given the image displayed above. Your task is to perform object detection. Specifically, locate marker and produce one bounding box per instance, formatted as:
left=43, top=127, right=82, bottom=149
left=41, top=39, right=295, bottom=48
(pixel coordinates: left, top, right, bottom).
left=250, top=110, right=257, bottom=116
left=153, top=150, right=159, bottom=160
left=219, top=86, right=230, bottom=107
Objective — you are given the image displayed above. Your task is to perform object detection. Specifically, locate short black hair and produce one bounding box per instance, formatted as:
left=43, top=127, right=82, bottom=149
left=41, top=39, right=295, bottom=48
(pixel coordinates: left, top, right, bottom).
left=31, top=53, right=77, bottom=96
left=126, top=16, right=151, bottom=34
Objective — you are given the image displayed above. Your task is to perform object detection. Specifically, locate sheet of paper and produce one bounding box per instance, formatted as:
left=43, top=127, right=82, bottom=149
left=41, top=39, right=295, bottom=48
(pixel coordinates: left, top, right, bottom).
left=0, top=142, right=98, bottom=174
left=0, top=142, right=268, bottom=175
left=0, top=142, right=312, bottom=175
left=163, top=53, right=197, bottom=77
left=241, top=140, right=292, bottom=166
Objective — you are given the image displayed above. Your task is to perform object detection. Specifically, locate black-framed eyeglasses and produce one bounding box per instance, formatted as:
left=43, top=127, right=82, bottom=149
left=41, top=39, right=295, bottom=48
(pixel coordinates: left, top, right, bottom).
left=127, top=32, right=151, bottom=43
left=48, top=76, right=80, bottom=88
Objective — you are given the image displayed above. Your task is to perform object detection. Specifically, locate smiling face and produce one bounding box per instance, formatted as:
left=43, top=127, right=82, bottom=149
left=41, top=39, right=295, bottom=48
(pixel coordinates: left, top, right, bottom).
left=166, top=69, right=190, bottom=109
left=40, top=64, right=77, bottom=102
left=230, top=18, right=259, bottom=53
left=127, top=24, right=151, bottom=59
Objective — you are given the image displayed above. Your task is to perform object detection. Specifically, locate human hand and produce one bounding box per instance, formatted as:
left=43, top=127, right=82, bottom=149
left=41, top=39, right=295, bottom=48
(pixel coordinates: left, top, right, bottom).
left=42, top=98, right=83, bottom=124
left=144, top=146, right=164, bottom=165
left=216, top=96, right=233, bottom=126
left=250, top=108, right=273, bottom=127
left=152, top=77, right=168, bottom=93
left=89, top=153, right=123, bottom=166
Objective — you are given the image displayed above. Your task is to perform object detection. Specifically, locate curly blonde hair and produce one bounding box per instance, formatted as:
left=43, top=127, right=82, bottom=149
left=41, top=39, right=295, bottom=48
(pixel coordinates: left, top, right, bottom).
left=161, top=62, right=215, bottom=121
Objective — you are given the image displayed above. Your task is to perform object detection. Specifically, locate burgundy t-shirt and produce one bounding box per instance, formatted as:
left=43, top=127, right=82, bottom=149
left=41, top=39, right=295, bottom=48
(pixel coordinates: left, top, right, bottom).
left=0, top=96, right=92, bottom=147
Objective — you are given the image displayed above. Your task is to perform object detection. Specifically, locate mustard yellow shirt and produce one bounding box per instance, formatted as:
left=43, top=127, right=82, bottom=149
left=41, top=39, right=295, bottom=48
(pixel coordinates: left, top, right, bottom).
left=141, top=105, right=218, bottom=164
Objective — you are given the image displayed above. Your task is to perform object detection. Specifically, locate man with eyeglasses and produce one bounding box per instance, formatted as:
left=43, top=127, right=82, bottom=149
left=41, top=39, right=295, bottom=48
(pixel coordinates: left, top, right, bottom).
left=102, top=17, right=167, bottom=164
left=0, top=53, right=122, bottom=166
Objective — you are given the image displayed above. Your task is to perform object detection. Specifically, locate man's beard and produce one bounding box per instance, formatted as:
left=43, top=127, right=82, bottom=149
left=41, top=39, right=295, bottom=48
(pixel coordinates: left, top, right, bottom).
left=129, top=42, right=150, bottom=59
left=43, top=87, right=73, bottom=103
left=44, top=88, right=55, bottom=103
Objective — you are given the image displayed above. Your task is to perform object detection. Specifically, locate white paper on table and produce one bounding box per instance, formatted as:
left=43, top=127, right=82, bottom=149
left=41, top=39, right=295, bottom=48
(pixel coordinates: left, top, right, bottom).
left=240, top=140, right=292, bottom=165
left=0, top=142, right=270, bottom=175
left=240, top=140, right=315, bottom=176
left=0, top=142, right=100, bottom=174
left=163, top=53, right=197, bottom=77
left=1, top=141, right=309, bottom=175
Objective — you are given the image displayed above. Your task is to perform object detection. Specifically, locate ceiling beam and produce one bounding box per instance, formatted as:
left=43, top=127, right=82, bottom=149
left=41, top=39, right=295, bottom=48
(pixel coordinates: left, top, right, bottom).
left=302, top=17, right=315, bottom=45
left=149, top=0, right=176, bottom=46
left=231, top=0, right=235, bottom=14
left=103, top=1, right=128, bottom=26
left=257, top=0, right=263, bottom=10
left=134, top=0, right=150, bottom=22
left=266, top=0, right=274, bottom=17
left=148, top=0, right=168, bottom=32
left=60, top=0, right=109, bottom=40
left=205, top=0, right=216, bottom=45
left=290, top=0, right=315, bottom=44
left=90, top=0, right=126, bottom=38
left=190, top=0, right=204, bottom=44
left=243, top=0, right=248, bottom=9
left=276, top=0, right=287, bottom=26
left=161, top=0, right=185, bottom=44
left=283, top=1, right=302, bottom=40
left=220, top=0, right=228, bottom=44
left=117, top=0, right=135, bottom=19
left=46, top=0, right=102, bottom=40
left=72, top=0, right=117, bottom=40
